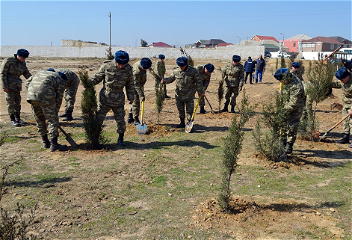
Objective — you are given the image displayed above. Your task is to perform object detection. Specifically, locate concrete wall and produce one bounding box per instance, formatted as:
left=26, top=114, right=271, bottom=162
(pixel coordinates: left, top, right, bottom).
left=0, top=45, right=265, bottom=60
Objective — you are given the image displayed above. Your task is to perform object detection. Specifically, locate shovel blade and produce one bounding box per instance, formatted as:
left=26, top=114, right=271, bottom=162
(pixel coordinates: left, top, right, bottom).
left=137, top=123, right=147, bottom=135
left=185, top=121, right=193, bottom=133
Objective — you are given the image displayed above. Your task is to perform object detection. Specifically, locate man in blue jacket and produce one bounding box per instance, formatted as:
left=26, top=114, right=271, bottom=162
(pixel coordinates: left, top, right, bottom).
left=244, top=56, right=255, bottom=84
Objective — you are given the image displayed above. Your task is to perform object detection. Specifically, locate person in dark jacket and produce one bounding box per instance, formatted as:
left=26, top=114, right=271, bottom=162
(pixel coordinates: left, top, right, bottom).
left=255, top=55, right=266, bottom=83
left=244, top=56, right=255, bottom=84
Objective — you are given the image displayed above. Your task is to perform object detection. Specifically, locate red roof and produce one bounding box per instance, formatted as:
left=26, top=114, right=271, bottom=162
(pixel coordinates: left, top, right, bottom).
left=217, top=43, right=233, bottom=47
left=149, top=42, right=173, bottom=48
left=302, top=36, right=343, bottom=44
left=253, top=35, right=279, bottom=42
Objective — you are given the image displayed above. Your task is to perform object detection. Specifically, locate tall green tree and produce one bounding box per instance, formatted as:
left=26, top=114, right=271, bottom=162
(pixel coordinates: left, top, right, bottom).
left=140, top=39, right=148, bottom=47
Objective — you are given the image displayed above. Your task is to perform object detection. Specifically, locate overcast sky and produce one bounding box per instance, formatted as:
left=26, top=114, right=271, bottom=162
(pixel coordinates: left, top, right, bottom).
left=1, top=0, right=351, bottom=47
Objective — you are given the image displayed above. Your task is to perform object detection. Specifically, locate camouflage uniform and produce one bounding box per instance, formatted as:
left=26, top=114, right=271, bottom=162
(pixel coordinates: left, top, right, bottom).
left=90, top=59, right=134, bottom=134
left=196, top=64, right=211, bottom=107
left=300, top=81, right=314, bottom=132
left=281, top=75, right=305, bottom=147
left=331, top=77, right=352, bottom=135
left=129, top=60, right=147, bottom=119
left=222, top=62, right=244, bottom=107
left=290, top=69, right=304, bottom=82
left=164, top=65, right=204, bottom=121
left=0, top=54, right=31, bottom=117
left=154, top=60, right=167, bottom=95
left=56, top=68, right=80, bottom=112
left=26, top=70, right=66, bottom=138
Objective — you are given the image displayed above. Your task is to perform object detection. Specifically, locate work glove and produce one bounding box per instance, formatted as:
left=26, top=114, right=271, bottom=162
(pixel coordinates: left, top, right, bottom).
left=140, top=96, right=145, bottom=101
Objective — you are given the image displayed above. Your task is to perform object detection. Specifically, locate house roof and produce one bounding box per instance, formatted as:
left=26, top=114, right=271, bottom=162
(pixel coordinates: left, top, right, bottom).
left=253, top=35, right=279, bottom=42
left=149, top=42, right=173, bottom=48
left=217, top=42, right=233, bottom=47
left=329, top=36, right=352, bottom=44
left=286, top=34, right=312, bottom=40
left=302, top=36, right=342, bottom=44
left=202, top=39, right=226, bottom=45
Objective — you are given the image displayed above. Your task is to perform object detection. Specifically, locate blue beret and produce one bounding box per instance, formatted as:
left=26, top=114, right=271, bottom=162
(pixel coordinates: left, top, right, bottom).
left=46, top=68, right=55, bottom=72
left=176, top=57, right=188, bottom=67
left=17, top=49, right=29, bottom=58
left=115, top=50, right=129, bottom=64
left=158, top=54, right=165, bottom=59
left=232, top=55, right=241, bottom=62
left=58, top=72, right=68, bottom=81
left=335, top=67, right=350, bottom=80
left=204, top=63, right=214, bottom=73
left=292, top=62, right=300, bottom=68
left=274, top=68, right=289, bottom=80
left=140, top=58, right=152, bottom=69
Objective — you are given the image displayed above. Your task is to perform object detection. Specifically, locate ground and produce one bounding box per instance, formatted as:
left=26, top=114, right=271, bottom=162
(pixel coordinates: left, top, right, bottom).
left=0, top=56, right=351, bottom=239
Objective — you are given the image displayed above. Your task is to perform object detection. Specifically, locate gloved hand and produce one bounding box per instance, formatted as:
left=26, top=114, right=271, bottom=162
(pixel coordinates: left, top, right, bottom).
left=239, top=86, right=243, bottom=91
left=140, top=96, right=145, bottom=101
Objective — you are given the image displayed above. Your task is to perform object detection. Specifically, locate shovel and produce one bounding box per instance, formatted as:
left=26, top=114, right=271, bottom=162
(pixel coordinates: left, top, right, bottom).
left=204, top=95, right=215, bottom=114
left=137, top=100, right=147, bottom=135
left=319, top=114, right=350, bottom=142
left=58, top=125, right=77, bottom=147
left=185, top=96, right=202, bottom=133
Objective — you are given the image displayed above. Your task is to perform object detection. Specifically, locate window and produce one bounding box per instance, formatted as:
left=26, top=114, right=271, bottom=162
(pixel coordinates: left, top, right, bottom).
left=293, top=43, right=296, bottom=47
left=330, top=44, right=334, bottom=49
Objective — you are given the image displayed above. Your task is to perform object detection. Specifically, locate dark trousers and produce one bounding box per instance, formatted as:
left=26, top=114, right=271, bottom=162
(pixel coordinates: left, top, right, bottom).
left=244, top=72, right=253, bottom=83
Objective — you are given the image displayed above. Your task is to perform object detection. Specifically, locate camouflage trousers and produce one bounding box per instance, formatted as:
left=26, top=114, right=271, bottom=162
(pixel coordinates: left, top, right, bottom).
left=5, top=90, right=21, bottom=115
left=129, top=90, right=141, bottom=118
left=199, top=87, right=208, bottom=107
left=176, top=97, right=194, bottom=122
left=282, top=109, right=303, bottom=145
left=300, top=95, right=314, bottom=131
left=63, top=86, right=79, bottom=112
left=97, top=102, right=126, bottom=134
left=30, top=101, right=59, bottom=138
left=341, top=104, right=352, bottom=135
left=224, top=86, right=239, bottom=106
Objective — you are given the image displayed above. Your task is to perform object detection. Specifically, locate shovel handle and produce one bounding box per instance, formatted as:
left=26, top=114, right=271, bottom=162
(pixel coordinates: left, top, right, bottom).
left=204, top=95, right=214, bottom=113
left=320, top=114, right=350, bottom=140
left=140, top=100, right=144, bottom=125
left=190, top=96, right=202, bottom=122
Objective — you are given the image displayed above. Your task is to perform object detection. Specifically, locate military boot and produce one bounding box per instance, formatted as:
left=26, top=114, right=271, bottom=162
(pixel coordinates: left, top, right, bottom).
left=285, top=143, right=293, bottom=154
left=133, top=117, right=140, bottom=126
left=62, top=110, right=73, bottom=121
left=15, top=113, right=27, bottom=125
left=220, top=103, right=229, bottom=113
left=176, top=118, right=185, bottom=128
left=199, top=106, right=206, bottom=114
left=230, top=105, right=236, bottom=113
left=127, top=113, right=134, bottom=124
left=50, top=137, right=67, bottom=152
left=10, top=114, right=20, bottom=127
left=335, top=134, right=350, bottom=144
left=117, top=133, right=126, bottom=147
left=41, top=134, right=50, bottom=149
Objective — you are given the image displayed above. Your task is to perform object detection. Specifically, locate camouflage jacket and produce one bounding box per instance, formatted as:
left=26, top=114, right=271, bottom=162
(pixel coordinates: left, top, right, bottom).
left=154, top=60, right=166, bottom=78
left=56, top=68, right=80, bottom=90
left=132, top=61, right=147, bottom=98
left=282, top=75, right=305, bottom=113
left=90, top=59, right=134, bottom=107
left=196, top=64, right=211, bottom=90
left=26, top=70, right=67, bottom=110
left=222, top=62, right=244, bottom=88
left=0, top=54, right=31, bottom=91
left=290, top=69, right=304, bottom=82
left=164, top=65, right=204, bottom=101
left=331, top=76, right=352, bottom=106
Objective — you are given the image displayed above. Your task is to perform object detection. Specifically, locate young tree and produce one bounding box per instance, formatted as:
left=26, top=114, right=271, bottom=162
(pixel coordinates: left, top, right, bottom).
left=179, top=47, right=194, bottom=67
left=148, top=68, right=165, bottom=127
left=106, top=46, right=114, bottom=60
left=79, top=69, right=104, bottom=149
left=140, top=39, right=148, bottom=47
left=218, top=91, right=255, bottom=212
left=217, top=78, right=224, bottom=113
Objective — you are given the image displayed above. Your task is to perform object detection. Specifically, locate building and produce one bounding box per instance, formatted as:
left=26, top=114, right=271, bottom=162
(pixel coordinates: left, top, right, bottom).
left=61, top=39, right=108, bottom=47
left=251, top=35, right=279, bottom=43
left=329, top=36, right=352, bottom=48
left=301, top=36, right=343, bottom=52
left=282, top=34, right=312, bottom=53
left=149, top=42, right=173, bottom=48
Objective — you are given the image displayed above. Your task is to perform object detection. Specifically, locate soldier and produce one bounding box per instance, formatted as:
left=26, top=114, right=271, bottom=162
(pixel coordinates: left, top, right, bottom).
left=57, top=68, right=80, bottom=121
left=154, top=54, right=170, bottom=98
left=26, top=68, right=68, bottom=152
left=161, top=57, right=205, bottom=128
left=196, top=63, right=214, bottom=114
left=274, top=68, right=305, bottom=154
left=89, top=50, right=134, bottom=147
left=1, top=49, right=32, bottom=127
left=290, top=62, right=304, bottom=81
left=221, top=55, right=244, bottom=113
left=127, top=58, right=152, bottom=125
left=332, top=67, right=352, bottom=147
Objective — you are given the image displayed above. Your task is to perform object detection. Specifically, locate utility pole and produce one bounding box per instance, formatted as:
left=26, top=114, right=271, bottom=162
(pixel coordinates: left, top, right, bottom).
left=109, top=12, right=111, bottom=48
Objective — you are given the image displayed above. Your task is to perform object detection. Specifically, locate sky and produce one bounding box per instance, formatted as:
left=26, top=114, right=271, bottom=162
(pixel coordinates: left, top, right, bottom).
left=1, top=0, right=351, bottom=47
